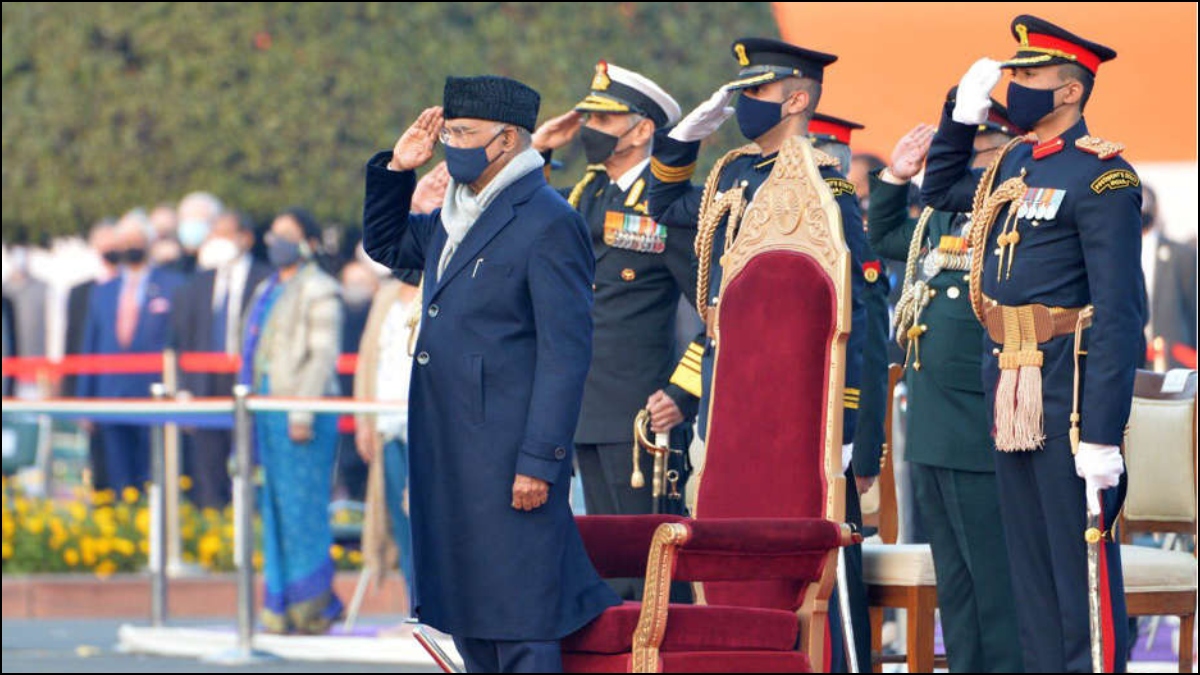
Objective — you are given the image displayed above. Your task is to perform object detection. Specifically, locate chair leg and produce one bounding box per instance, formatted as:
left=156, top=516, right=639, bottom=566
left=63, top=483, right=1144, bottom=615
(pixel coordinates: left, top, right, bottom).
left=1178, top=613, right=1195, bottom=674
left=906, top=586, right=936, bottom=675
left=869, top=606, right=884, bottom=674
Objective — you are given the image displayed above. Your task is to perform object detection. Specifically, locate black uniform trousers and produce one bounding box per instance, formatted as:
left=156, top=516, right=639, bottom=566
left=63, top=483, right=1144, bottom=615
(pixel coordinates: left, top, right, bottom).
left=829, top=466, right=871, bottom=673
left=995, top=435, right=1128, bottom=673
left=911, top=461, right=1024, bottom=672
left=183, top=429, right=232, bottom=509
left=453, top=636, right=561, bottom=674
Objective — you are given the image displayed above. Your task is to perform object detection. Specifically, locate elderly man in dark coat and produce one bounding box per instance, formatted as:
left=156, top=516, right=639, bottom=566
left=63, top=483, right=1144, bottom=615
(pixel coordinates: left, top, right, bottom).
left=362, top=75, right=620, bottom=673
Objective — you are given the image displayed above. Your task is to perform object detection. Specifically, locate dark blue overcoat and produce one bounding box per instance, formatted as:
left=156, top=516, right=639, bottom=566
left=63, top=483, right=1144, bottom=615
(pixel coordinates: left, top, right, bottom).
left=362, top=151, right=620, bottom=641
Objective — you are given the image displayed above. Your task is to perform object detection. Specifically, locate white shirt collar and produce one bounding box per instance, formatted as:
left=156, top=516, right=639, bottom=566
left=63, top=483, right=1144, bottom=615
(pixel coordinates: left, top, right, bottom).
left=614, top=158, right=651, bottom=193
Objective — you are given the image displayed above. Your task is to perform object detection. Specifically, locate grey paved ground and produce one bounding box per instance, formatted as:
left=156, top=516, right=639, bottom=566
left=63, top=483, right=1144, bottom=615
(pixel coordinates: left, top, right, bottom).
left=1, top=618, right=440, bottom=673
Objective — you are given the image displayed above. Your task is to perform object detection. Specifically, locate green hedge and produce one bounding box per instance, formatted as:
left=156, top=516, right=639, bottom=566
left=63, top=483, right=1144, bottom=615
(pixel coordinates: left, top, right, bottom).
left=2, top=2, right=777, bottom=237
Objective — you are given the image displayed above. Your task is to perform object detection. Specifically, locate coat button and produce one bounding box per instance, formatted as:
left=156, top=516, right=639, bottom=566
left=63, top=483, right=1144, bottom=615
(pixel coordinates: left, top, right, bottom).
left=416, top=351, right=430, bottom=365
left=946, top=287, right=961, bottom=299
left=554, top=447, right=566, bottom=459
left=428, top=304, right=440, bottom=318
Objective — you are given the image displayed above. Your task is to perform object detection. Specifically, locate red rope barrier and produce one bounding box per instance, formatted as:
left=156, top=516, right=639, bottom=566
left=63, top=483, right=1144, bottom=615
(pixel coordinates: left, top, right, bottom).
left=2, top=351, right=361, bottom=382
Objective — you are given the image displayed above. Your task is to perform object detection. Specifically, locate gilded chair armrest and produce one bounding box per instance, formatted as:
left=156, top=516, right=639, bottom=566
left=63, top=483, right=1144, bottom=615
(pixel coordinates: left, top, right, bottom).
left=631, top=518, right=858, bottom=673
left=575, top=515, right=688, bottom=579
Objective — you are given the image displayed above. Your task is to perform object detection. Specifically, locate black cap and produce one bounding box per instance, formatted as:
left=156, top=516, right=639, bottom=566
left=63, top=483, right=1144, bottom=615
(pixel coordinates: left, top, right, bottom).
left=725, top=37, right=837, bottom=90
left=980, top=99, right=1024, bottom=137
left=808, top=112, right=864, bottom=145
left=443, top=75, right=541, bottom=132
left=1000, top=15, right=1116, bottom=75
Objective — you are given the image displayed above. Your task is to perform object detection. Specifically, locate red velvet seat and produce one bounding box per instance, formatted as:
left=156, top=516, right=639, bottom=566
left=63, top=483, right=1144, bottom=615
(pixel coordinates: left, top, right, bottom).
left=562, top=137, right=857, bottom=673
left=563, top=601, right=800, bottom=654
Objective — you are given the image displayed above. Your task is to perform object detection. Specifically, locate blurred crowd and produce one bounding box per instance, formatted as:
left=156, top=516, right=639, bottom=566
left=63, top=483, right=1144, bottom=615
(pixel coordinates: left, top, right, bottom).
left=0, top=194, right=411, bottom=506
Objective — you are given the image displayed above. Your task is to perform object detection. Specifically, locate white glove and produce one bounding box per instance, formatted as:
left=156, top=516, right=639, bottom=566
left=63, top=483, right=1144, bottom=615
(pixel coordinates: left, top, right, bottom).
left=841, top=442, right=854, bottom=475
left=1074, top=442, right=1125, bottom=516
left=669, top=87, right=736, bottom=142
left=951, top=58, right=1002, bottom=125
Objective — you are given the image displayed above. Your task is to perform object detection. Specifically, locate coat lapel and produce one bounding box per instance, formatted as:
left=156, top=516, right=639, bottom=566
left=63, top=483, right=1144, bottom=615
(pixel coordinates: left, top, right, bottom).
left=432, top=169, right=544, bottom=298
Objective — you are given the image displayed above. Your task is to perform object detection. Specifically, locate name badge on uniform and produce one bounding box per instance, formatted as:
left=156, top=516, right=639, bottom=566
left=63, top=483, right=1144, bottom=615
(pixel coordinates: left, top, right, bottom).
left=1016, top=187, right=1065, bottom=225
left=604, top=211, right=667, bottom=254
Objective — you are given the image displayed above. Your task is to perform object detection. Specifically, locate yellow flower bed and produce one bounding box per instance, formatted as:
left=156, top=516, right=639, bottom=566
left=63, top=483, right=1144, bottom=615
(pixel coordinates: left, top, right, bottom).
left=2, top=478, right=362, bottom=576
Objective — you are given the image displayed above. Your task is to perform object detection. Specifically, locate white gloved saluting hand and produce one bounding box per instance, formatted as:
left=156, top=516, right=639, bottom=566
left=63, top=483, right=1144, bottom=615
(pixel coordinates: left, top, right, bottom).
left=952, top=58, right=1003, bottom=125
left=669, top=87, right=736, bottom=143
left=1074, top=441, right=1125, bottom=516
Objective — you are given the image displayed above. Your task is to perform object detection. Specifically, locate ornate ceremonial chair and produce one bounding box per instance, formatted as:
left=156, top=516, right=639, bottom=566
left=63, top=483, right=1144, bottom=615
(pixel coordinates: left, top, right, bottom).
left=562, top=136, right=860, bottom=673
left=860, top=364, right=946, bottom=673
left=1119, top=368, right=1197, bottom=673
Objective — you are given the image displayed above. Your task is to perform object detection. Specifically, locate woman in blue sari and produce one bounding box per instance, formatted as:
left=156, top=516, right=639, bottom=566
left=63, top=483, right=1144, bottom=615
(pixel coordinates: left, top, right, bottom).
left=241, top=208, right=344, bottom=634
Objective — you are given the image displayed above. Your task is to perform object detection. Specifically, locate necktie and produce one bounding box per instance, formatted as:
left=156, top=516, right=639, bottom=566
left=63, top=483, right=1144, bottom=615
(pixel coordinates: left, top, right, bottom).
left=211, top=285, right=229, bottom=352
left=116, top=276, right=140, bottom=349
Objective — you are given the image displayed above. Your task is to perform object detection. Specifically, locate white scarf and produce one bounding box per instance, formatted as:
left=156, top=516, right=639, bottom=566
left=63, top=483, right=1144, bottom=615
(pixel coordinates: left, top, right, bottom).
left=437, top=147, right=545, bottom=280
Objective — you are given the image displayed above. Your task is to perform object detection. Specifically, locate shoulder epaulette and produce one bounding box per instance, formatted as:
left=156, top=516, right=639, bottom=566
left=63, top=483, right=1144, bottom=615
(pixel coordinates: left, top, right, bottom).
left=825, top=177, right=856, bottom=197
left=812, top=148, right=842, bottom=169
left=1075, top=136, right=1125, bottom=160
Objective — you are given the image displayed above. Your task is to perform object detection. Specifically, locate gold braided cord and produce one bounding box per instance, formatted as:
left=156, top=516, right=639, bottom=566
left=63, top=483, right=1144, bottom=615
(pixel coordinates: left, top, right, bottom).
left=893, top=206, right=937, bottom=350
left=694, top=144, right=758, bottom=318
left=968, top=136, right=1030, bottom=323
left=567, top=167, right=605, bottom=209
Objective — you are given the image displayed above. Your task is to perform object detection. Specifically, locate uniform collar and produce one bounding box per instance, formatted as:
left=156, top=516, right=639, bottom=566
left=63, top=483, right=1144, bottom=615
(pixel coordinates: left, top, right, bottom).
left=1028, top=117, right=1090, bottom=160
left=614, top=158, right=651, bottom=192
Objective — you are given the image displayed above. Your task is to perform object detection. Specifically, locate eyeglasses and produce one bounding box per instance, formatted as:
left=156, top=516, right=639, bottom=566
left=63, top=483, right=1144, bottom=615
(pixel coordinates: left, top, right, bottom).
left=439, top=124, right=507, bottom=147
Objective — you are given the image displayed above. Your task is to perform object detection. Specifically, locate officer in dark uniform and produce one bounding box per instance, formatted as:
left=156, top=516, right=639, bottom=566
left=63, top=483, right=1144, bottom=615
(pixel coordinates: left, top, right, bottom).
left=809, top=112, right=886, bottom=673
left=531, top=63, right=696, bottom=598
left=810, top=112, right=888, bottom=499
left=868, top=103, right=1025, bottom=673
left=647, top=38, right=870, bottom=672
left=922, top=16, right=1142, bottom=673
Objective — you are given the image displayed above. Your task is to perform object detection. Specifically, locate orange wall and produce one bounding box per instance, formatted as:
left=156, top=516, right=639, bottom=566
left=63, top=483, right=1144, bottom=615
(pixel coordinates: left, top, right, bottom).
left=773, top=2, right=1198, bottom=163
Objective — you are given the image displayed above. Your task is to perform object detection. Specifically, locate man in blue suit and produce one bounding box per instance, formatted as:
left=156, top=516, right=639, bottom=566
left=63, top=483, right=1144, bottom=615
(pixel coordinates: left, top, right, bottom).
left=362, top=75, right=620, bottom=674
left=79, top=213, right=187, bottom=494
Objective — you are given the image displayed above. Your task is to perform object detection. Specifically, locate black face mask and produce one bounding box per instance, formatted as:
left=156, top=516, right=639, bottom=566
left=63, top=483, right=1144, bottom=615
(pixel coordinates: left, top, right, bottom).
left=122, top=248, right=147, bottom=265
left=579, top=121, right=639, bottom=165
left=102, top=250, right=122, bottom=265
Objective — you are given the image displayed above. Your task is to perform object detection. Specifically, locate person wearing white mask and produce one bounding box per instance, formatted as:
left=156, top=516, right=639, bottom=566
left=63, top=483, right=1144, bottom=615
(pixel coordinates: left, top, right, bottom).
left=171, top=191, right=224, bottom=276
left=171, top=210, right=270, bottom=509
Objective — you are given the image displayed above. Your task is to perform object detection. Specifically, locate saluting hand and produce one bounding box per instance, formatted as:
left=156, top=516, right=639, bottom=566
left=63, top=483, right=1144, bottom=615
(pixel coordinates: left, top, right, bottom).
left=412, top=161, right=450, bottom=214
left=889, top=123, right=937, bottom=181
left=531, top=110, right=584, bottom=153
left=512, top=474, right=550, bottom=511
left=388, top=106, right=444, bottom=172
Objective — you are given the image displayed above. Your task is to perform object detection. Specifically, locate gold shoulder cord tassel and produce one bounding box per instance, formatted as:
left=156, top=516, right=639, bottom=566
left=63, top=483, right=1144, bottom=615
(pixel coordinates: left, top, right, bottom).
left=567, top=166, right=606, bottom=209
left=967, top=138, right=1044, bottom=451
left=893, top=207, right=936, bottom=369
left=694, top=145, right=758, bottom=327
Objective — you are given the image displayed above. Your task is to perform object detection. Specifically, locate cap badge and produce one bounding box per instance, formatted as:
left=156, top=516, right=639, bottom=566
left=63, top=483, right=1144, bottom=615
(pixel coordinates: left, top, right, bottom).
left=591, top=60, right=611, bottom=91
left=1015, top=23, right=1030, bottom=47
left=734, top=43, right=750, bottom=67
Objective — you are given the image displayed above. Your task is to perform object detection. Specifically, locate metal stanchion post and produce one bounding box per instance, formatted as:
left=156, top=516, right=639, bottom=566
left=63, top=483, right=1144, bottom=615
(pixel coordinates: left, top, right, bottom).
left=149, top=384, right=168, bottom=628
left=205, top=384, right=274, bottom=665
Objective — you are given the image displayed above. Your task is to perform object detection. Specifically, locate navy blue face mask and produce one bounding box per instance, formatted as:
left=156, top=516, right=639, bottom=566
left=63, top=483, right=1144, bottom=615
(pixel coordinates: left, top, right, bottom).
left=1006, top=81, right=1068, bottom=132
left=736, top=93, right=784, bottom=141
left=444, top=128, right=506, bottom=184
